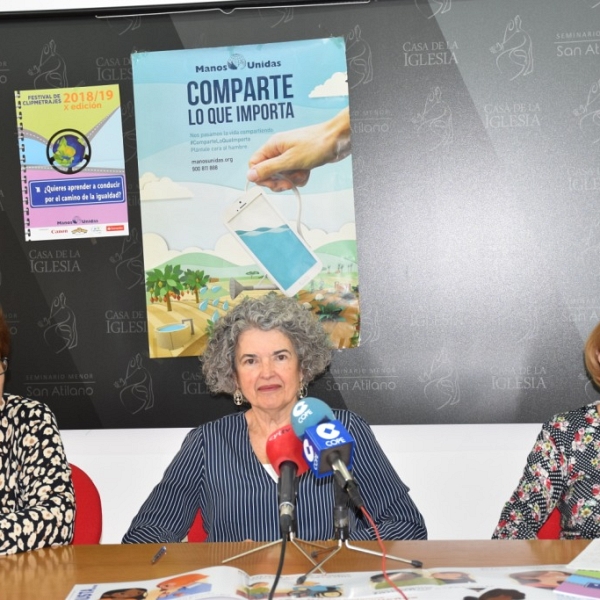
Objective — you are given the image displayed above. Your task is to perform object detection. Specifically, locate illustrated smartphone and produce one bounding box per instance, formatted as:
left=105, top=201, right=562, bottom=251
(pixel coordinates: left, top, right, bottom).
left=223, top=187, right=322, bottom=297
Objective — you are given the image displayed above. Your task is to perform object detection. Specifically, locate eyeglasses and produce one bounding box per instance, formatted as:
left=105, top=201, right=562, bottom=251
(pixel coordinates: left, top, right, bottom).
left=0, top=358, right=7, bottom=376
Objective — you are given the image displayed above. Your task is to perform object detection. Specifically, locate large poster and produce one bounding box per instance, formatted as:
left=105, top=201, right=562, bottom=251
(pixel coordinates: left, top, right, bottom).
left=132, top=37, right=359, bottom=358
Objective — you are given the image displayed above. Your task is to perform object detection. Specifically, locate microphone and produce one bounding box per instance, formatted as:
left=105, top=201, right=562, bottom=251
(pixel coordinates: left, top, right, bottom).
left=291, top=398, right=364, bottom=508
left=333, top=481, right=350, bottom=541
left=291, top=399, right=423, bottom=572
left=266, top=425, right=309, bottom=535
left=291, top=396, right=335, bottom=436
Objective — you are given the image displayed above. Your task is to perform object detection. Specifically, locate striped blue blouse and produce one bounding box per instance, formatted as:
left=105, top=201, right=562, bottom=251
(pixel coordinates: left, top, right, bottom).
left=122, top=409, right=427, bottom=543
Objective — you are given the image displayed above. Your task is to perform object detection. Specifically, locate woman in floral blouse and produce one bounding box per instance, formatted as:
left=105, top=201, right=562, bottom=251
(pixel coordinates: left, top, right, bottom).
left=0, top=306, right=75, bottom=554
left=492, top=322, right=600, bottom=539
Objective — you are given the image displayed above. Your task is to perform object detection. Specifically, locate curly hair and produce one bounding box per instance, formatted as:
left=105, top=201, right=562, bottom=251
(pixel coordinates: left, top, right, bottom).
left=201, top=294, right=332, bottom=395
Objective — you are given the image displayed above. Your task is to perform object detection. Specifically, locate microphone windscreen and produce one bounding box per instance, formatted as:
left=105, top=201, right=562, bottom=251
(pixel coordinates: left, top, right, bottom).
left=266, top=425, right=309, bottom=476
left=291, top=397, right=335, bottom=437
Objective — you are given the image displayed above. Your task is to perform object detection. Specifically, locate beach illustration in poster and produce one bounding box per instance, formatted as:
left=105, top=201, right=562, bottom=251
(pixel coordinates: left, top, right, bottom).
left=132, top=37, right=359, bottom=358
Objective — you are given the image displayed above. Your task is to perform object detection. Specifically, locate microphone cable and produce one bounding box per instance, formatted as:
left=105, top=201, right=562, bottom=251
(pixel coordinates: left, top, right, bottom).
left=268, top=532, right=287, bottom=600
left=347, top=481, right=418, bottom=600
left=361, top=506, right=410, bottom=600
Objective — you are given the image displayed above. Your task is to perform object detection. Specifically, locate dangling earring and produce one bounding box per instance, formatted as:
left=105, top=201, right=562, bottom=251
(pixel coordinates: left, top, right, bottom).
left=233, top=389, right=244, bottom=406
left=298, top=380, right=308, bottom=399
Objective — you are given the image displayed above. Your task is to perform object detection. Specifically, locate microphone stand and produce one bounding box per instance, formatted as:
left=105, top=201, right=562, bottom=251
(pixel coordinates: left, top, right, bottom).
left=222, top=531, right=326, bottom=570
left=222, top=477, right=326, bottom=571
left=296, top=477, right=422, bottom=584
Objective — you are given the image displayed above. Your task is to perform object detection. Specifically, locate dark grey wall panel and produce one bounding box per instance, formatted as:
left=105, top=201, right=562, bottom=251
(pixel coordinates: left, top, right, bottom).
left=0, top=0, right=599, bottom=428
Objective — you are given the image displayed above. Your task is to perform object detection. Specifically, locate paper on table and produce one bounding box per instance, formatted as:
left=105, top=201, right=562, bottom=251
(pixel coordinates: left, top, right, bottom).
left=567, top=539, right=600, bottom=571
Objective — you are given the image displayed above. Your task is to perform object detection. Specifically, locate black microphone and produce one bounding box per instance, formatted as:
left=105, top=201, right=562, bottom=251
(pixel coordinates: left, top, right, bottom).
left=333, top=482, right=350, bottom=541
left=266, top=425, right=309, bottom=535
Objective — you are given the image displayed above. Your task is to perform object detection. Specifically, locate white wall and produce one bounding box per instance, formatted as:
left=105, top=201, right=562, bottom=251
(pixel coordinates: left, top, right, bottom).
left=61, top=423, right=541, bottom=543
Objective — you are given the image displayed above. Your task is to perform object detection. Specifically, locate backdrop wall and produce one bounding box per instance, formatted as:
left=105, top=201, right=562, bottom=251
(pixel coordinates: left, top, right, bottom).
left=1, top=0, right=600, bottom=543
left=1, top=0, right=599, bottom=429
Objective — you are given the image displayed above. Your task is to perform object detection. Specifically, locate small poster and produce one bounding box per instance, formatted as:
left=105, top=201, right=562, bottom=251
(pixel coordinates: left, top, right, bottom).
left=132, top=37, right=360, bottom=358
left=15, top=84, right=129, bottom=241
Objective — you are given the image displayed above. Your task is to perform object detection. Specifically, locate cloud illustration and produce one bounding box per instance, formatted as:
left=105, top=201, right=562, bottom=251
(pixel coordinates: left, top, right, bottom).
left=309, top=72, right=349, bottom=98
left=140, top=172, right=193, bottom=201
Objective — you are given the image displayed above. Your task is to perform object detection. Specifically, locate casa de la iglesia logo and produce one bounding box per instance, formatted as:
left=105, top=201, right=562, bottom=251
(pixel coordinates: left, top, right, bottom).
left=29, top=247, right=82, bottom=274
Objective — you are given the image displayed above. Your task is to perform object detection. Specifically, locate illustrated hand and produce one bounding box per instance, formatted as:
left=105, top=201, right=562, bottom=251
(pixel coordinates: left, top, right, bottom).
left=246, top=108, right=351, bottom=192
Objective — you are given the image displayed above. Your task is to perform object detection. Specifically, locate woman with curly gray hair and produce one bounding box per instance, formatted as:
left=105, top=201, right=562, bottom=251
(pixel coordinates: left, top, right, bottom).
left=124, top=294, right=426, bottom=544
left=202, top=294, right=332, bottom=399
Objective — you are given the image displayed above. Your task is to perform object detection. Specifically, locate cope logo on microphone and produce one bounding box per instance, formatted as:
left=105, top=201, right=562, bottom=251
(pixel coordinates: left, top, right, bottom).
left=302, top=420, right=353, bottom=478
left=292, top=399, right=313, bottom=424
left=303, top=438, right=316, bottom=464
left=303, top=422, right=344, bottom=464
left=315, top=422, right=347, bottom=446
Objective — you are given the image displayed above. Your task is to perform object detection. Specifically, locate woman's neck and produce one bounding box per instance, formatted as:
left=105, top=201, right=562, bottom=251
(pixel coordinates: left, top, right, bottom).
left=245, top=407, right=292, bottom=464
left=245, top=407, right=290, bottom=437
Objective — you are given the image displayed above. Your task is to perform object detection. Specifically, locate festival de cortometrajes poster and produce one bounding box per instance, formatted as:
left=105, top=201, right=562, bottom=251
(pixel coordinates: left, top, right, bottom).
left=132, top=37, right=360, bottom=358
left=15, top=83, right=129, bottom=241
